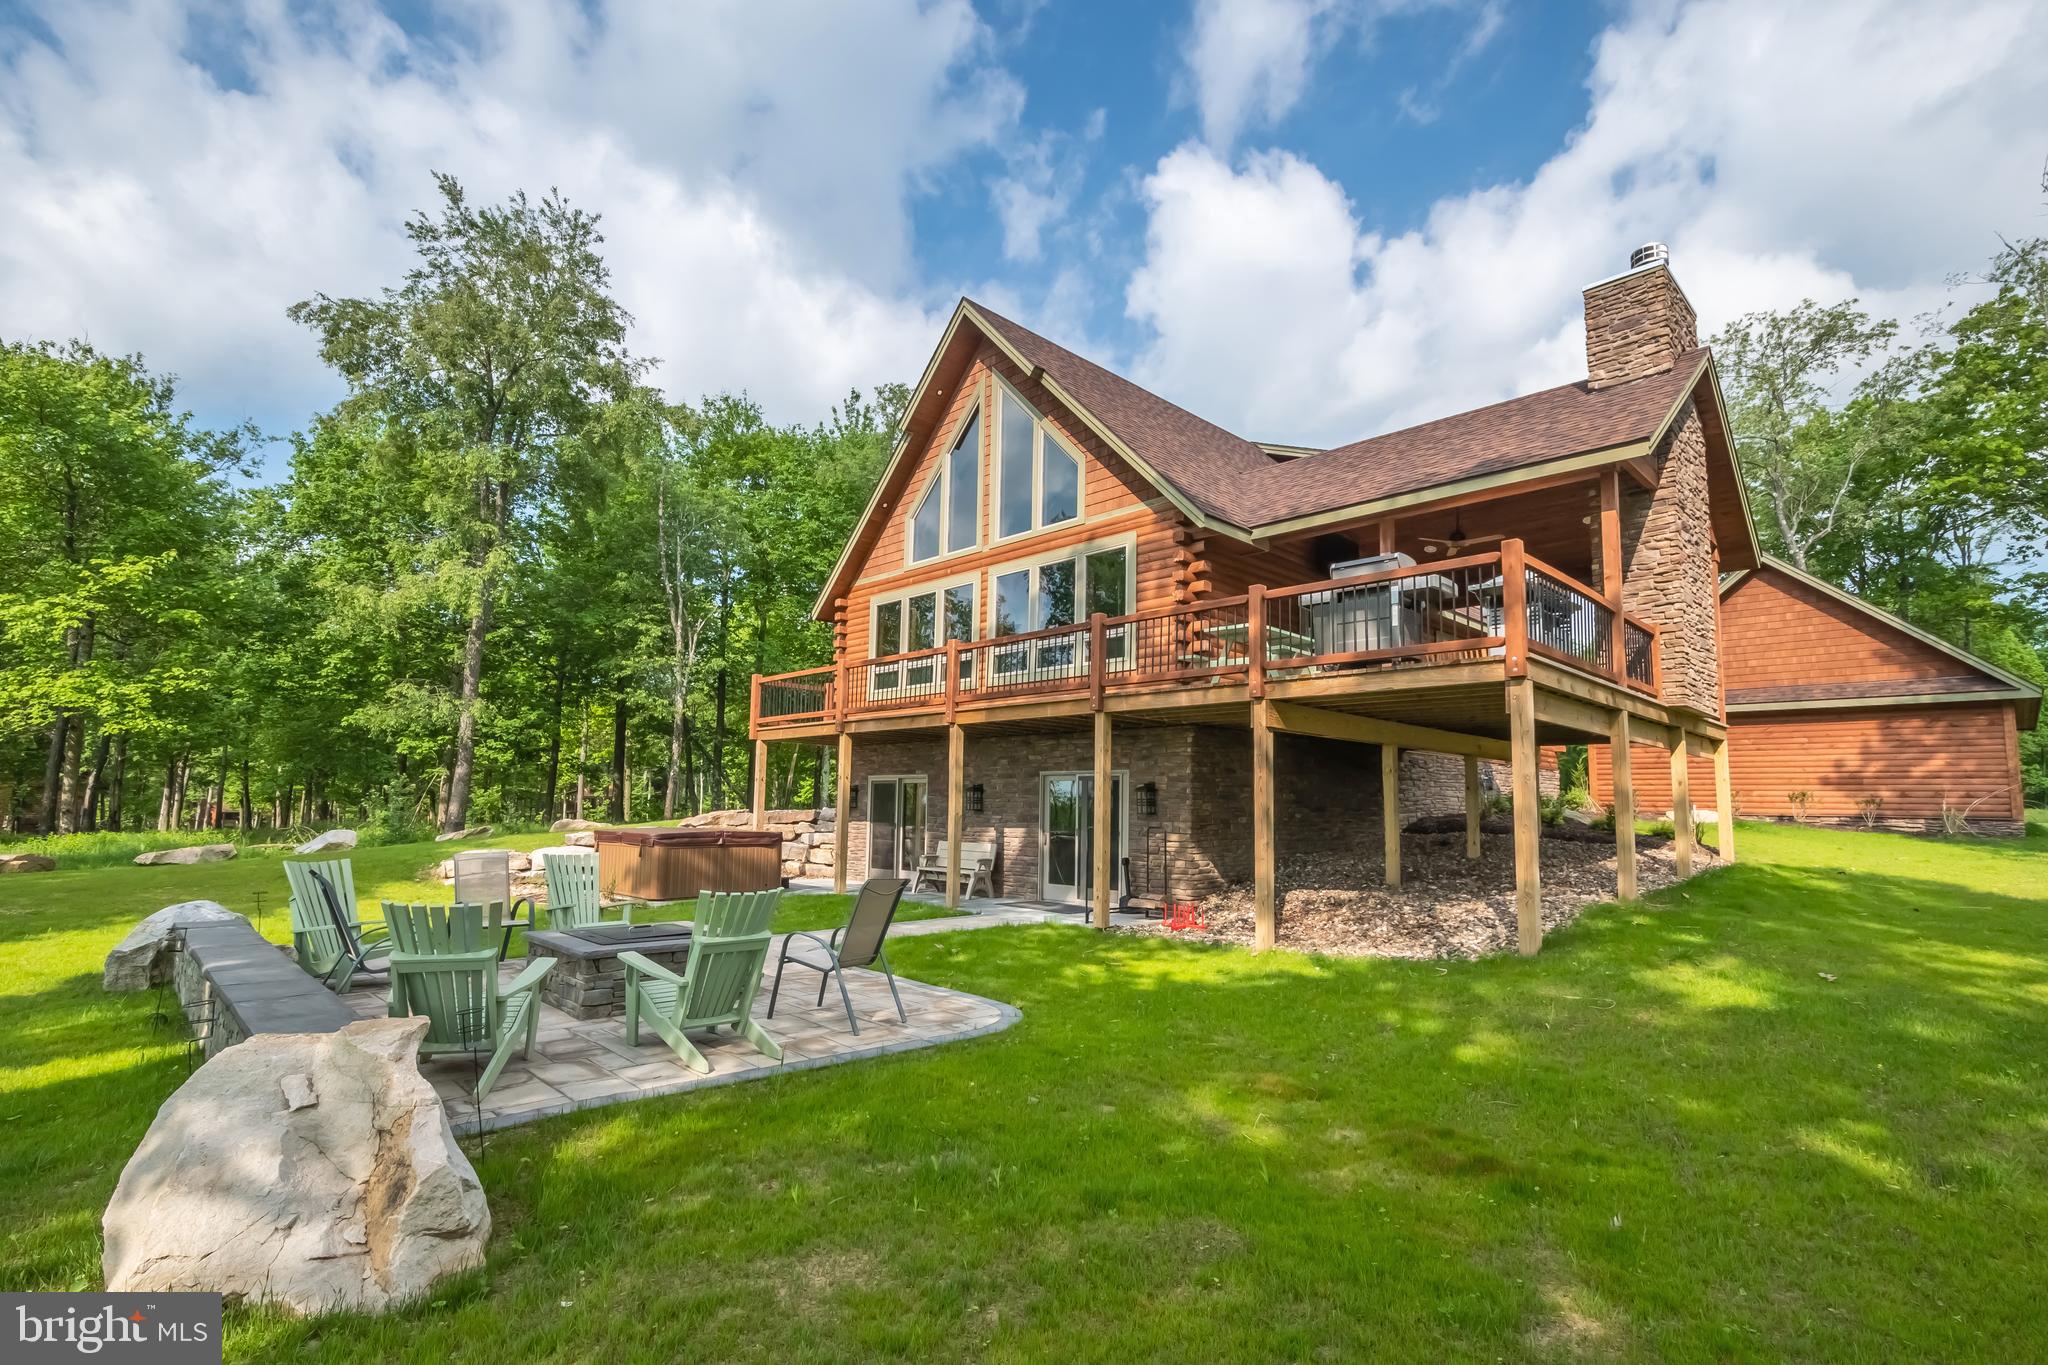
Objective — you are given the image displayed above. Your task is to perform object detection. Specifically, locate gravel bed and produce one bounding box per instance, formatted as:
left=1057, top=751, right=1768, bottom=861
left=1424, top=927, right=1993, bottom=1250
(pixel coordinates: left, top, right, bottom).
left=1123, top=829, right=1716, bottom=960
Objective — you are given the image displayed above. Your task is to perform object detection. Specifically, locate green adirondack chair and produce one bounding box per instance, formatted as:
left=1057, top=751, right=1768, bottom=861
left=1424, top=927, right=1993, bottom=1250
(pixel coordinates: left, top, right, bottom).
left=283, top=858, right=389, bottom=990
left=541, top=850, right=604, bottom=931
left=382, top=900, right=493, bottom=956
left=385, top=944, right=554, bottom=1102
left=620, top=890, right=784, bottom=1074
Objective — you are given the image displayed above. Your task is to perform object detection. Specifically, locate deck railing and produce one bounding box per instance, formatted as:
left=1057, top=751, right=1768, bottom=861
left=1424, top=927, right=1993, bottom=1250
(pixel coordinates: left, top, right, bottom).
left=753, top=538, right=1663, bottom=732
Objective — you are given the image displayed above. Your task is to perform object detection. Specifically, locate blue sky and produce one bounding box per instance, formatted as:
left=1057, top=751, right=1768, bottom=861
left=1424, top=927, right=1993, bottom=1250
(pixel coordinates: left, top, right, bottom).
left=2, top=0, right=2044, bottom=469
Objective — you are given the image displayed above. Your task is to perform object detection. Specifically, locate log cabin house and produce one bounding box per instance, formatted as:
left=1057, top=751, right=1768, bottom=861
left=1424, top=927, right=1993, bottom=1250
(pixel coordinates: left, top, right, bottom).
left=750, top=244, right=1754, bottom=954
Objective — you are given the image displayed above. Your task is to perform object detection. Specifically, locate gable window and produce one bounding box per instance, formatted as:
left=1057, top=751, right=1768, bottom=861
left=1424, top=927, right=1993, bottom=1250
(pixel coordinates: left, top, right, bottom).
left=870, top=576, right=977, bottom=696
left=908, top=405, right=981, bottom=565
left=994, top=382, right=1084, bottom=542
left=990, top=537, right=1132, bottom=678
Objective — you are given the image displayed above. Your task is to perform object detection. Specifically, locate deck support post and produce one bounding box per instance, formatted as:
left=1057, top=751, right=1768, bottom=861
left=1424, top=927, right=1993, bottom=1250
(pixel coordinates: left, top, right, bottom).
left=833, top=732, right=851, bottom=895
left=1091, top=711, right=1113, bottom=929
left=946, top=723, right=965, bottom=911
left=1609, top=708, right=1637, bottom=901
left=1712, top=735, right=1735, bottom=864
left=1252, top=700, right=1277, bottom=951
left=1463, top=755, right=1482, bottom=860
left=1667, top=727, right=1694, bottom=877
left=1381, top=745, right=1402, bottom=889
left=751, top=739, right=767, bottom=829
left=1507, top=678, right=1542, bottom=955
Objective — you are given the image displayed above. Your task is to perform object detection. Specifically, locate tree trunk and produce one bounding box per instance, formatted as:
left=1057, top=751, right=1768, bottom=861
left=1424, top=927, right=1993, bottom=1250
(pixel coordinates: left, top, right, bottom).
left=157, top=759, right=176, bottom=832
left=574, top=701, right=589, bottom=819
left=172, top=753, right=191, bottom=830
left=108, top=736, right=127, bottom=831
left=542, top=659, right=565, bottom=819
left=38, top=715, right=67, bottom=835
left=443, top=582, right=495, bottom=832
left=711, top=670, right=728, bottom=811
left=57, top=719, right=86, bottom=834
left=665, top=684, right=686, bottom=819
left=238, top=758, right=253, bottom=831
left=608, top=697, right=628, bottom=822
left=79, top=733, right=112, bottom=832
left=682, top=713, right=697, bottom=816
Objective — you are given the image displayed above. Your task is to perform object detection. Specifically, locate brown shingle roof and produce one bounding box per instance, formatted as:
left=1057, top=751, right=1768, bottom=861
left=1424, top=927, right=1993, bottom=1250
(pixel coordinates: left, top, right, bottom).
left=966, top=299, right=1707, bottom=532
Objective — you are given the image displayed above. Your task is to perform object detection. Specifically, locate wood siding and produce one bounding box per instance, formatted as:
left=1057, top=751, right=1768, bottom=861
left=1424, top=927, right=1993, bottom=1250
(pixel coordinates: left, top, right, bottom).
left=1590, top=703, right=2023, bottom=823
left=839, top=340, right=1178, bottom=662
left=1721, top=569, right=1964, bottom=689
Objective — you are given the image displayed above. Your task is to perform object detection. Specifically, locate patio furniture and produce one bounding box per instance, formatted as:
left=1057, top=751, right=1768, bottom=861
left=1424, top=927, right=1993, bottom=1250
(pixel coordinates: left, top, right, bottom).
left=619, top=890, right=784, bottom=1073
left=767, top=877, right=909, bottom=1036
left=542, top=848, right=605, bottom=931
left=912, top=839, right=996, bottom=899
left=283, top=859, right=389, bottom=991
left=385, top=944, right=553, bottom=1102
left=450, top=849, right=535, bottom=961
left=382, top=900, right=491, bottom=956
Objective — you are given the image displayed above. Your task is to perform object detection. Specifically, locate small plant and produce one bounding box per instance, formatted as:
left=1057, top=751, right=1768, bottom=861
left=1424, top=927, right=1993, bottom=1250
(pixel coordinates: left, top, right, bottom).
left=1938, top=790, right=2003, bottom=838
left=1787, top=790, right=1814, bottom=824
left=1538, top=794, right=1572, bottom=827
left=1857, top=794, right=1885, bottom=829
left=1482, top=792, right=1512, bottom=818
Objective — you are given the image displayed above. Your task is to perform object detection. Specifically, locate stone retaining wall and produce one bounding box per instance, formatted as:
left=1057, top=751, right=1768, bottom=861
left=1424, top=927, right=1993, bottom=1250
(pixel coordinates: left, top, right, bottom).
left=170, top=919, right=354, bottom=1058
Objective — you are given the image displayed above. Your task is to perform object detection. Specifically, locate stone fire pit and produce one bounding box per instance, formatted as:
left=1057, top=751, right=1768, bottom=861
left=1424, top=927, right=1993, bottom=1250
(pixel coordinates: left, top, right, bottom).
left=525, top=922, right=696, bottom=1020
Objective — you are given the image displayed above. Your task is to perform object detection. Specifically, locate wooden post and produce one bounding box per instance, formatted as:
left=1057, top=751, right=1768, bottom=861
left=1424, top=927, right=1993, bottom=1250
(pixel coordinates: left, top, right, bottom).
left=945, top=640, right=960, bottom=723
left=1377, top=517, right=1398, bottom=556
left=1668, top=727, right=1694, bottom=877
left=1247, top=585, right=1267, bottom=699
left=1252, top=700, right=1276, bottom=951
left=1463, top=755, right=1482, bottom=860
left=1381, top=744, right=1402, bottom=889
left=1712, top=735, right=1735, bottom=864
left=1600, top=469, right=1626, bottom=678
left=1609, top=708, right=1636, bottom=901
left=1507, top=678, right=1542, bottom=955
left=751, top=738, right=767, bottom=828
left=833, top=731, right=851, bottom=894
left=1088, top=612, right=1107, bottom=711
left=750, top=673, right=762, bottom=735
left=1091, top=710, right=1113, bottom=929
left=1500, top=539, right=1528, bottom=677
left=947, top=723, right=965, bottom=910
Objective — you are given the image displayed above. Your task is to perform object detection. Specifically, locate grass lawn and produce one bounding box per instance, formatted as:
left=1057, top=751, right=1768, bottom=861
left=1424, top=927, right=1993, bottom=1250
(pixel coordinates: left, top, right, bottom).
left=4, top=817, right=2046, bottom=1360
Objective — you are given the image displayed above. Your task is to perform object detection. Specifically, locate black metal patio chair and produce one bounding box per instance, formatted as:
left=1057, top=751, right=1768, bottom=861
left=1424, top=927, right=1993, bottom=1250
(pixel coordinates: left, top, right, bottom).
left=766, top=877, right=909, bottom=1035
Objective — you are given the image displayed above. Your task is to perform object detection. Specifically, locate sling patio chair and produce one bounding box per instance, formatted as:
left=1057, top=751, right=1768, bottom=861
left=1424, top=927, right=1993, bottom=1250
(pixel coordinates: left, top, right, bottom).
left=385, top=929, right=554, bottom=1103
left=619, top=890, right=783, bottom=1074
left=450, top=848, right=537, bottom=961
left=283, top=858, right=390, bottom=991
left=766, top=877, right=908, bottom=1036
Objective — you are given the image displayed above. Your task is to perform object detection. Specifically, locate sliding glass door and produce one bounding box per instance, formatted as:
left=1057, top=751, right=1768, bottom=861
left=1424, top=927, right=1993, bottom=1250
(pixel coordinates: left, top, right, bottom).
left=869, top=776, right=928, bottom=878
left=1041, top=772, right=1125, bottom=904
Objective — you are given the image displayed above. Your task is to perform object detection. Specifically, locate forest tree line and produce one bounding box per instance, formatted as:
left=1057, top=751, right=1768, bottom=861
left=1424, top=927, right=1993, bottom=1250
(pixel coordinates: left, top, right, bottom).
left=2, top=175, right=2044, bottom=837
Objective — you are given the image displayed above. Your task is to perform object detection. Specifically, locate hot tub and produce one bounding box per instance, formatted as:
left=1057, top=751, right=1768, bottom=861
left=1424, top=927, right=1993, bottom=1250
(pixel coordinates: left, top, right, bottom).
left=594, top=827, right=783, bottom=902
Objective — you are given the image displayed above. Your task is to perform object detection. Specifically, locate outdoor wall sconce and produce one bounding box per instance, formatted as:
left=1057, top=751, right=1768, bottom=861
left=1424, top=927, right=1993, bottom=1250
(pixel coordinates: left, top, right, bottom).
left=1135, top=782, right=1158, bottom=816
left=968, top=783, right=985, bottom=813
left=849, top=785, right=860, bottom=812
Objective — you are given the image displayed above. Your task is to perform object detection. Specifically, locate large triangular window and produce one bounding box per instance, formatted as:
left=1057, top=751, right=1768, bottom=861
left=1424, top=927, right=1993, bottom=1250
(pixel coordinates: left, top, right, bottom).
left=908, top=404, right=981, bottom=565
left=995, top=380, right=1084, bottom=541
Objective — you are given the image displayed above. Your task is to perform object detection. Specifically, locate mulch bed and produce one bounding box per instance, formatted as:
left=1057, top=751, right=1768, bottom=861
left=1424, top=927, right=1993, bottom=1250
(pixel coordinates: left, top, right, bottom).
left=1120, top=828, right=1716, bottom=960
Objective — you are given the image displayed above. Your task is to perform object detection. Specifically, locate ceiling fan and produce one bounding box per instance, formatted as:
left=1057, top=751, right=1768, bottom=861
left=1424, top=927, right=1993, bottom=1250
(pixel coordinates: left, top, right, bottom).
left=1418, top=514, right=1505, bottom=556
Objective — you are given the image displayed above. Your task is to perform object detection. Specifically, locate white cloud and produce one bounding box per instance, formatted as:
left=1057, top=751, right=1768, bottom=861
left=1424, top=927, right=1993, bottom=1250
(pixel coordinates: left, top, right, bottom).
left=0, top=0, right=1022, bottom=434
left=1133, top=0, right=2048, bottom=447
left=987, top=115, right=1103, bottom=263
left=1178, top=0, right=1478, bottom=148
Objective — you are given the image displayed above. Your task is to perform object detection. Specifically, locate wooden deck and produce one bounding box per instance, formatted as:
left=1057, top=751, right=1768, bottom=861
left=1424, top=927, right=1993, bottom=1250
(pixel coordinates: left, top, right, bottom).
left=749, top=539, right=1729, bottom=959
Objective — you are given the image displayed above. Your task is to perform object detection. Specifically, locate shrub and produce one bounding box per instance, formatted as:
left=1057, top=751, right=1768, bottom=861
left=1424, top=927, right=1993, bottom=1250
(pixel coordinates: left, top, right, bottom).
left=1787, top=791, right=1814, bottom=824
left=1857, top=794, right=1885, bottom=829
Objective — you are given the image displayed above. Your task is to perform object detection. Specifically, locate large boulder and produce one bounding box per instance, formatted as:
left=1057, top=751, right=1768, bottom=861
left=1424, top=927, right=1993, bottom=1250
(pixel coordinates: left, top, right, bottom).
left=294, top=828, right=358, bottom=854
left=104, top=901, right=242, bottom=991
left=549, top=818, right=601, bottom=833
left=103, top=1016, right=489, bottom=1315
left=134, top=843, right=238, bottom=867
left=433, top=826, right=492, bottom=843
left=527, top=845, right=592, bottom=875
left=0, top=853, right=56, bottom=874
left=564, top=830, right=597, bottom=848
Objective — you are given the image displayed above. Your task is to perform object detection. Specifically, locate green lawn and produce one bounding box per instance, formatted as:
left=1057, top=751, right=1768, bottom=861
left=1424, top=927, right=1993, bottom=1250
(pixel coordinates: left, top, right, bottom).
left=4, top=817, right=2046, bottom=1360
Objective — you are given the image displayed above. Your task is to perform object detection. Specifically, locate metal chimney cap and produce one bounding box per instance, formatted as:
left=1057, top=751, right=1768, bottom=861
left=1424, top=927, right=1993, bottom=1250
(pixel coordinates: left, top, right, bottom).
left=1630, top=242, right=1670, bottom=270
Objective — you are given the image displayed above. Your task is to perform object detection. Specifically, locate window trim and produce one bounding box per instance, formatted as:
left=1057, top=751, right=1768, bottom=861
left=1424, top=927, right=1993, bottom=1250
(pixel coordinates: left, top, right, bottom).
left=990, top=373, right=1087, bottom=549
left=986, top=531, right=1138, bottom=681
left=904, top=379, right=985, bottom=568
left=866, top=570, right=981, bottom=700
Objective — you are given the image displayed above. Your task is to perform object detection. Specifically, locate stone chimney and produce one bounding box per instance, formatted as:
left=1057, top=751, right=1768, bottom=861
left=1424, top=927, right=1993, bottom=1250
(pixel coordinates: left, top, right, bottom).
left=1583, top=243, right=1698, bottom=390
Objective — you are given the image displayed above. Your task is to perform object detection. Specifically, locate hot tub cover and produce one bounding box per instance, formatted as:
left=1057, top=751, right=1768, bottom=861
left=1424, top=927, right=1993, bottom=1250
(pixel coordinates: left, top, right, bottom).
left=594, top=827, right=783, bottom=849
